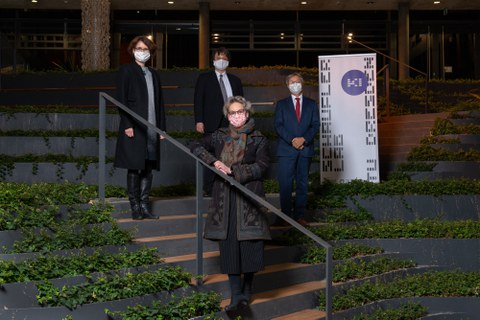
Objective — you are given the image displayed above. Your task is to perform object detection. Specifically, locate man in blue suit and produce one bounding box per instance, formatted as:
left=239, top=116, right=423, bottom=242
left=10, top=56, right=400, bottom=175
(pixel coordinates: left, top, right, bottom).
left=274, top=73, right=320, bottom=227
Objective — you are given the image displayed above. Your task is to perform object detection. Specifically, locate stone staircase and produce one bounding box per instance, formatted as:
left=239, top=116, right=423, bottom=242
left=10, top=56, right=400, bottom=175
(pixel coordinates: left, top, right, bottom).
left=378, top=112, right=449, bottom=178
left=1, top=194, right=479, bottom=318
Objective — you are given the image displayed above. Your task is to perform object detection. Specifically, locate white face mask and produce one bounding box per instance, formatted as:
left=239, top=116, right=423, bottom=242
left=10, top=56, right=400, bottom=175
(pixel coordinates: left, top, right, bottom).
left=213, top=59, right=229, bottom=71
left=288, top=82, right=302, bottom=95
left=134, top=51, right=150, bottom=63
left=228, top=113, right=248, bottom=128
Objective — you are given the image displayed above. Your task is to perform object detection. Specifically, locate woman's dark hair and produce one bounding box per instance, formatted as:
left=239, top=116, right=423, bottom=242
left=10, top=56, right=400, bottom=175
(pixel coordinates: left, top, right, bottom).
left=127, top=35, right=157, bottom=57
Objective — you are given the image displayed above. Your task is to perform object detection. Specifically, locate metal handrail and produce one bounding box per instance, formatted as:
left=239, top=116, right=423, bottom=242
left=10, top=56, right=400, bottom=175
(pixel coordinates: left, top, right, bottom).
left=98, top=91, right=333, bottom=319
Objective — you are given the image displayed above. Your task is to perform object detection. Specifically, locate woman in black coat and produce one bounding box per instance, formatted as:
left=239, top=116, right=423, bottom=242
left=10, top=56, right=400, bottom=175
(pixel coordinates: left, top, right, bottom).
left=190, top=96, right=271, bottom=314
left=114, top=35, right=166, bottom=220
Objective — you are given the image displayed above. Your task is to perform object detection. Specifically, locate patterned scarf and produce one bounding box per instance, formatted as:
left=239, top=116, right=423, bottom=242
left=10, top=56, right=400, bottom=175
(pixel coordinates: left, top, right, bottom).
left=220, top=118, right=255, bottom=168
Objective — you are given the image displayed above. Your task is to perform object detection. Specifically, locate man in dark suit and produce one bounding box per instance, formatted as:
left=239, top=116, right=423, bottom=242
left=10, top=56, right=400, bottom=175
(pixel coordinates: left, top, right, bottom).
left=194, top=47, right=243, bottom=194
left=274, top=73, right=320, bottom=227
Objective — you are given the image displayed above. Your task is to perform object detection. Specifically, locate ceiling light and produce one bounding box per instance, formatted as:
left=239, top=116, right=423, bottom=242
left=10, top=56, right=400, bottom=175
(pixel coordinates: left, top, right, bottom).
left=301, top=1, right=307, bottom=4
left=31, top=0, right=38, bottom=3
left=433, top=0, right=440, bottom=3
left=168, top=1, right=174, bottom=4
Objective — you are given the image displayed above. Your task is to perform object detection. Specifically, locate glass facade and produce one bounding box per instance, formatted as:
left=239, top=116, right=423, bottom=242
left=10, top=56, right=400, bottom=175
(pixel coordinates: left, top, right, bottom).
left=0, top=8, right=479, bottom=79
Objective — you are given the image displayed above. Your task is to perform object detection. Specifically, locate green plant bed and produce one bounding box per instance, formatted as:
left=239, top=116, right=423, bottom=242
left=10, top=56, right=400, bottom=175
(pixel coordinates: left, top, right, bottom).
left=0, top=182, right=126, bottom=206
left=301, top=243, right=384, bottom=264
left=36, top=266, right=192, bottom=310
left=431, top=118, right=480, bottom=135
left=106, top=291, right=221, bottom=320
left=0, top=247, right=162, bottom=286
left=0, top=203, right=113, bottom=231
left=0, top=104, right=120, bottom=115
left=277, top=220, right=480, bottom=246
left=311, top=178, right=480, bottom=210
left=333, top=257, right=416, bottom=283
left=408, top=145, right=480, bottom=161
left=318, top=271, right=480, bottom=312
left=0, top=129, right=117, bottom=138
left=5, top=222, right=133, bottom=254
left=352, top=302, right=427, bottom=320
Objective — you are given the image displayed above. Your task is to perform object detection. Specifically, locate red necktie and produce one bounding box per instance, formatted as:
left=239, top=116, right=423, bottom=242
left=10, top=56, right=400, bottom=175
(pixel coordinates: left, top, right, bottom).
left=295, top=97, right=301, bottom=123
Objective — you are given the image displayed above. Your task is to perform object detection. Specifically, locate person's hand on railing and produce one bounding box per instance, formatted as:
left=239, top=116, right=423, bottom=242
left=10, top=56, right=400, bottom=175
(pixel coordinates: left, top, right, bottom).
left=159, top=134, right=165, bottom=140
left=125, top=127, right=134, bottom=138
left=213, top=160, right=232, bottom=175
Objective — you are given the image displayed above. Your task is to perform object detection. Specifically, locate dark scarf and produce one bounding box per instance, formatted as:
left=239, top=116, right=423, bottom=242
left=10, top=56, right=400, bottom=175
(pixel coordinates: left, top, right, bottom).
left=220, top=118, right=255, bottom=168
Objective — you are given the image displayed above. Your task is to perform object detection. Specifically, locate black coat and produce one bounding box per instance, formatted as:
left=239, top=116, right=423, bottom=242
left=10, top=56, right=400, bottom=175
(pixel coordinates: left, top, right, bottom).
left=193, top=71, right=243, bottom=133
left=114, top=63, right=166, bottom=170
left=190, top=126, right=271, bottom=241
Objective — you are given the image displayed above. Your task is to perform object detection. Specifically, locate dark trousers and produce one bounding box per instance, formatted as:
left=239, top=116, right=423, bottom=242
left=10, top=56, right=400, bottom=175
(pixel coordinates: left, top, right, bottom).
left=277, top=154, right=311, bottom=220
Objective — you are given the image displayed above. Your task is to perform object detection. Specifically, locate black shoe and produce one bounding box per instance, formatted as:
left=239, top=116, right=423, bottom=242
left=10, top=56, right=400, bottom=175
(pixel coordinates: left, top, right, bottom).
left=142, top=211, right=159, bottom=219
left=131, top=212, right=144, bottom=220
left=225, top=298, right=248, bottom=314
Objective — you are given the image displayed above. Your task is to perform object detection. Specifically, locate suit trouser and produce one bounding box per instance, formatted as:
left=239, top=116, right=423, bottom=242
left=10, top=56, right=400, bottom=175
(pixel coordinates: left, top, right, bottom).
left=277, top=153, right=311, bottom=220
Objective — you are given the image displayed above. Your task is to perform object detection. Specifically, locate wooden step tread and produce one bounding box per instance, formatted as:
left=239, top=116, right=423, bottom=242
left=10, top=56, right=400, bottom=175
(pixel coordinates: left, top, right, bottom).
left=116, top=214, right=199, bottom=223
left=202, top=262, right=311, bottom=285
left=220, top=280, right=325, bottom=308
left=133, top=233, right=196, bottom=242
left=162, top=245, right=284, bottom=263
left=272, top=308, right=326, bottom=320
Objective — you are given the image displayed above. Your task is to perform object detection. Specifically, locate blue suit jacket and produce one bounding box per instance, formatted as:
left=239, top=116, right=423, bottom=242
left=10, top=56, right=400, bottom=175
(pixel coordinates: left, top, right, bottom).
left=274, top=95, right=320, bottom=157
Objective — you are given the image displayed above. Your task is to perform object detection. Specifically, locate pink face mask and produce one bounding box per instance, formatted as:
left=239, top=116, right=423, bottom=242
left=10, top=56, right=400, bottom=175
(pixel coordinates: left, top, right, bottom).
left=228, top=112, right=248, bottom=128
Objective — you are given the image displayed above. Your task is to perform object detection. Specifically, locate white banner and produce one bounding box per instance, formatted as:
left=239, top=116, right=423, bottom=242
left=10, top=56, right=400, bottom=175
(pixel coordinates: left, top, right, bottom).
left=318, top=53, right=379, bottom=183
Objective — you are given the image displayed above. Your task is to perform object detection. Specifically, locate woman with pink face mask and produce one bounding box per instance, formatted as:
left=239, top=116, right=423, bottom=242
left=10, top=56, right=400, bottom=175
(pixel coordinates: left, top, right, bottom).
left=190, top=96, right=271, bottom=315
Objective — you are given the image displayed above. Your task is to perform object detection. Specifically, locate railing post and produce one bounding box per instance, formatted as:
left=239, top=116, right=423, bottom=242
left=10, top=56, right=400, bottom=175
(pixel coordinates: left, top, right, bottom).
left=98, top=93, right=106, bottom=203
left=385, top=65, right=390, bottom=118
left=196, top=160, right=204, bottom=285
left=325, top=246, right=333, bottom=319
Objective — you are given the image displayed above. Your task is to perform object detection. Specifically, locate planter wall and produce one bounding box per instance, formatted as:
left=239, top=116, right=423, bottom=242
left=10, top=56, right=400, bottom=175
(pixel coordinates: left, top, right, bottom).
left=0, top=113, right=120, bottom=131
left=0, top=71, right=320, bottom=107
left=0, top=137, right=116, bottom=156
left=346, top=195, right=480, bottom=221
left=341, top=238, right=480, bottom=271
left=334, top=297, right=479, bottom=320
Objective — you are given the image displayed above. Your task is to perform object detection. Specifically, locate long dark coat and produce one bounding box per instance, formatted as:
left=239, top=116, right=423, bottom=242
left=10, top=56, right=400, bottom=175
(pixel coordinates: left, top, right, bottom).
left=114, top=62, right=166, bottom=170
left=190, top=127, right=271, bottom=241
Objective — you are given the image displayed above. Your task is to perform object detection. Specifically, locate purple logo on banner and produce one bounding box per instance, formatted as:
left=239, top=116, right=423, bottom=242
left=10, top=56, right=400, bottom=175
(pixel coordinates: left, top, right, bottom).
left=341, top=70, right=367, bottom=96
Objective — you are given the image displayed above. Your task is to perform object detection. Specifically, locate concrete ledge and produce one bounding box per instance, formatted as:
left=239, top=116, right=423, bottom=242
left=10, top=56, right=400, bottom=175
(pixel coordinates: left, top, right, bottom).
left=346, top=195, right=480, bottom=220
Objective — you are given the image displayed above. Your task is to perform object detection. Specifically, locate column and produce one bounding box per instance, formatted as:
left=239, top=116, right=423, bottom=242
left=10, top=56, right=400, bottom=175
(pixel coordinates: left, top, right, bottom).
left=155, top=32, right=164, bottom=69
left=397, top=1, right=410, bottom=80
left=81, top=0, right=111, bottom=71
left=474, top=33, right=480, bottom=79
left=198, top=2, right=210, bottom=69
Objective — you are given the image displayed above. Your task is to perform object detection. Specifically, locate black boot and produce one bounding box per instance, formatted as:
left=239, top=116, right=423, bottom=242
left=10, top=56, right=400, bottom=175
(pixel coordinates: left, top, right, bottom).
left=127, top=172, right=142, bottom=220
left=241, top=272, right=254, bottom=305
left=225, top=274, right=248, bottom=314
left=140, top=172, right=158, bottom=219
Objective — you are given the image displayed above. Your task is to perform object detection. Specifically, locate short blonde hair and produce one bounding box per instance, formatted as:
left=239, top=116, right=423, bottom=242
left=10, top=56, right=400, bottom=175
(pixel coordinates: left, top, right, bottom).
left=223, top=96, right=254, bottom=117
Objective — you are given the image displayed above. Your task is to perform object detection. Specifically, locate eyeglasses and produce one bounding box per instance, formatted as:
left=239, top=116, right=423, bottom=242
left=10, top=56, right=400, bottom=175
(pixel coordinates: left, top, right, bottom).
left=228, top=109, right=246, bottom=116
left=134, top=47, right=149, bottom=52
